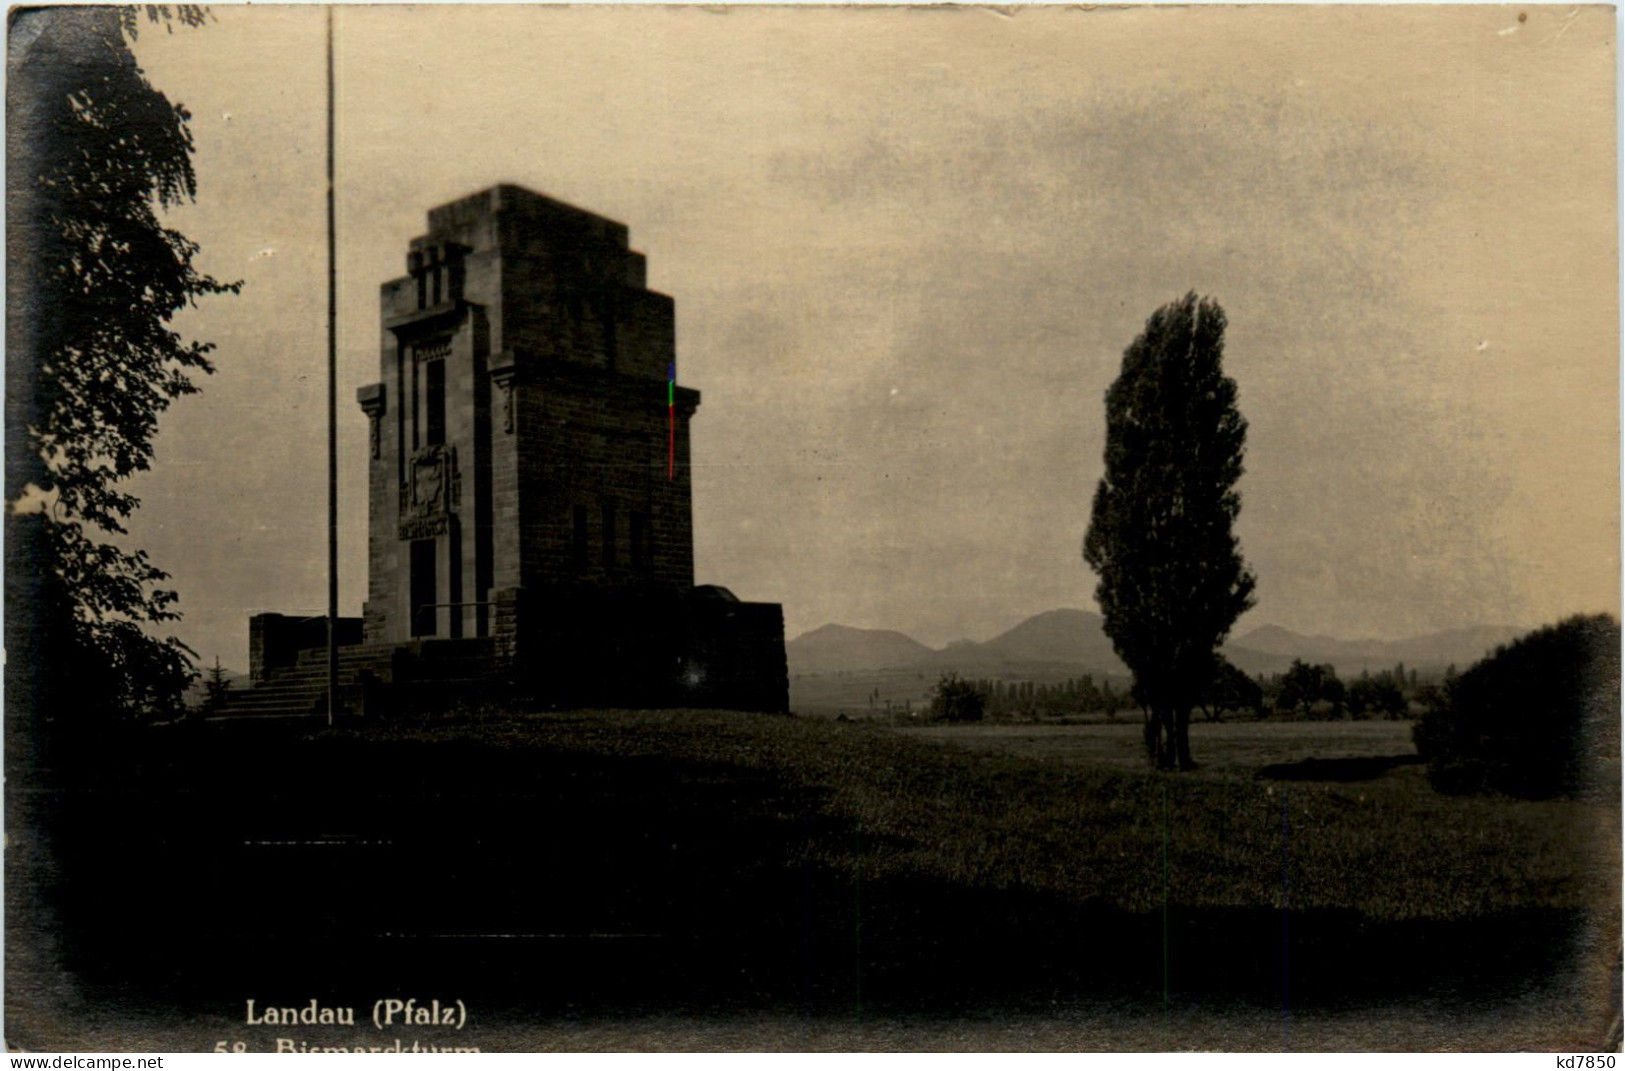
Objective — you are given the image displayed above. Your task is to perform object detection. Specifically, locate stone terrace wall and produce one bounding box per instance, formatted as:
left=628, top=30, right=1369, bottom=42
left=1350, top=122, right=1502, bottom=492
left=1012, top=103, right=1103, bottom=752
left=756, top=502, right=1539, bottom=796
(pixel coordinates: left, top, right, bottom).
left=512, top=590, right=787, bottom=713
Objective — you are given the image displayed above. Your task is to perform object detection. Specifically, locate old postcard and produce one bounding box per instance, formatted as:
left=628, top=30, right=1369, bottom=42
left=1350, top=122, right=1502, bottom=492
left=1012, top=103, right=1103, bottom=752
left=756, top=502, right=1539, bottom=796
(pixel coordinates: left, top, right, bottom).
left=5, top=3, right=1619, bottom=1052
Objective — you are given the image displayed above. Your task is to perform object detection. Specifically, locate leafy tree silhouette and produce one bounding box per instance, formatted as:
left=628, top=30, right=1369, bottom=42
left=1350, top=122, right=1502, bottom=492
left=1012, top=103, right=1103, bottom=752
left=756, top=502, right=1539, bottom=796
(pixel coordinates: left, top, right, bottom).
left=1201, top=654, right=1264, bottom=722
left=1278, top=659, right=1344, bottom=718
left=6, top=6, right=239, bottom=729
left=1348, top=675, right=1405, bottom=720
left=929, top=672, right=984, bottom=723
left=1084, top=293, right=1255, bottom=769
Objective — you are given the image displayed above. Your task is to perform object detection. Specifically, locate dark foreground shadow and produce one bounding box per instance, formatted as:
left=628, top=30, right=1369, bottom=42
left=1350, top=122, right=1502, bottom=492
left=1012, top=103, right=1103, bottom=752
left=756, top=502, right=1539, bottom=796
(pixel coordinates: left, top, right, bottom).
left=4, top=720, right=1598, bottom=1039
left=1256, top=754, right=1426, bottom=783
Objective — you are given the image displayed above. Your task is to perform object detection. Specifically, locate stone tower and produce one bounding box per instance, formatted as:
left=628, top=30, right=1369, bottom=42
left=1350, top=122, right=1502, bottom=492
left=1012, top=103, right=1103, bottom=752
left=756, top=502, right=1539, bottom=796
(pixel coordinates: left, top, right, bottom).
left=352, top=185, right=785, bottom=711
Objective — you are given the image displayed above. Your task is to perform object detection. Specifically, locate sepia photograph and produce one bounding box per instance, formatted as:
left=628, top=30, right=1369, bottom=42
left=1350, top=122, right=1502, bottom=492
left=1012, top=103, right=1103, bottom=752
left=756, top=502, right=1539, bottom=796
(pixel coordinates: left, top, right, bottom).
left=4, top=2, right=1620, bottom=1053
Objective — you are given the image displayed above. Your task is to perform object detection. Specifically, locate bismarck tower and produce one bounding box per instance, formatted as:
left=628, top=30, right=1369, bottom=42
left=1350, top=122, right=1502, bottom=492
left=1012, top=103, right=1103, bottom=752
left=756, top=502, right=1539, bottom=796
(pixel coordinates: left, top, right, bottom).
left=358, top=185, right=696, bottom=644
left=242, top=185, right=787, bottom=715
left=359, top=184, right=786, bottom=711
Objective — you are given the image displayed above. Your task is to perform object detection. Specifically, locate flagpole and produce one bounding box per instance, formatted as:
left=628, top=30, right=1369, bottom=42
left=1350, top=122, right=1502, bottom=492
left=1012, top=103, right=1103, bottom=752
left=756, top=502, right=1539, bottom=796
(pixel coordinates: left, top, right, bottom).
left=325, top=4, right=338, bottom=728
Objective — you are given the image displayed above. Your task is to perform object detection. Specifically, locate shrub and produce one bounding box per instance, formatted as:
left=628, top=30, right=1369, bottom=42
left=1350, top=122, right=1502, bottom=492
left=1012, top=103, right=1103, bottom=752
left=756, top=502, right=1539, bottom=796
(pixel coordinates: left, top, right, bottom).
left=1413, top=614, right=1620, bottom=798
left=1410, top=682, right=1454, bottom=768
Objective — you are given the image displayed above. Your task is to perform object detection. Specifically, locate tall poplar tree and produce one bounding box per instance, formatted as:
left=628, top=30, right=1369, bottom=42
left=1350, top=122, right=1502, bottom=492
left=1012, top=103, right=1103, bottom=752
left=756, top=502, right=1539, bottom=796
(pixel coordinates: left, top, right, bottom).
left=1083, top=293, right=1255, bottom=769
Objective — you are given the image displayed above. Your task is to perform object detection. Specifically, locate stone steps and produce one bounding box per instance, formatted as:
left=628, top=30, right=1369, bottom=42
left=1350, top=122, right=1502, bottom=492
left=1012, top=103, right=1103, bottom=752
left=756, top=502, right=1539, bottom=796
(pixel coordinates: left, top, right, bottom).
left=211, top=639, right=500, bottom=720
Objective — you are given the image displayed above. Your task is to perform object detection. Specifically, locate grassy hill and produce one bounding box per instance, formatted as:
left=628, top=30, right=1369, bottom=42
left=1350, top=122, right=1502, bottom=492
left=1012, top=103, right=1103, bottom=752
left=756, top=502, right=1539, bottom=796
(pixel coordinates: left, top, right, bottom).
left=7, top=708, right=1617, bottom=1050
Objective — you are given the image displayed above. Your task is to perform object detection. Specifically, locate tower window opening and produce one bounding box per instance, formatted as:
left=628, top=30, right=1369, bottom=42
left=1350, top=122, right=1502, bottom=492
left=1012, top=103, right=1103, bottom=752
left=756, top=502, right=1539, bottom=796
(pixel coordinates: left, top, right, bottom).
left=425, top=356, right=446, bottom=446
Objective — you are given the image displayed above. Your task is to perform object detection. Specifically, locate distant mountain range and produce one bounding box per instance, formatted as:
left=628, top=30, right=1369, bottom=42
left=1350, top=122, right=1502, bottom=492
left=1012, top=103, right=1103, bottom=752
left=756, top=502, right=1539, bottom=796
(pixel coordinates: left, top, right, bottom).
left=910, top=609, right=1127, bottom=673
left=784, top=624, right=935, bottom=674
left=1231, top=622, right=1526, bottom=671
left=786, top=609, right=1527, bottom=679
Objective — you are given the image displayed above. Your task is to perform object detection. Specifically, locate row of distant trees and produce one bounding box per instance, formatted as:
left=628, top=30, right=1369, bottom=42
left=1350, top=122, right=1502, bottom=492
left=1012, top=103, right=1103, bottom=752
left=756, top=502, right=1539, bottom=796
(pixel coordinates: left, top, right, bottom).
left=928, top=657, right=1467, bottom=725
left=957, top=674, right=1129, bottom=720
left=1261, top=660, right=1435, bottom=720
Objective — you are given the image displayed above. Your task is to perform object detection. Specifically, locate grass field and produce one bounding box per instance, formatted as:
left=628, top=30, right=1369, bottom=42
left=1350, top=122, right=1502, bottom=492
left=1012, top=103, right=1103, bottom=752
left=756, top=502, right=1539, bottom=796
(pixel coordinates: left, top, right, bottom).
left=7, top=707, right=1620, bottom=1050
left=898, top=718, right=1418, bottom=773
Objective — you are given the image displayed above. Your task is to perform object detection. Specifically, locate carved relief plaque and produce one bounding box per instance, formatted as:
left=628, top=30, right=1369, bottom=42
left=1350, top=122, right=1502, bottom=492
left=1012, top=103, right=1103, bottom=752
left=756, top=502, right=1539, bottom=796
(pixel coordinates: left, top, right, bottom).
left=399, top=443, right=459, bottom=541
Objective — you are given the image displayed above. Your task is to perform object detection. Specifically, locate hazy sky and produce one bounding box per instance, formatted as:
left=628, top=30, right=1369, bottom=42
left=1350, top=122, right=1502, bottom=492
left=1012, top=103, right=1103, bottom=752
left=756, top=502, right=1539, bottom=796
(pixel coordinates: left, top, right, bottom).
left=104, top=4, right=1618, bottom=665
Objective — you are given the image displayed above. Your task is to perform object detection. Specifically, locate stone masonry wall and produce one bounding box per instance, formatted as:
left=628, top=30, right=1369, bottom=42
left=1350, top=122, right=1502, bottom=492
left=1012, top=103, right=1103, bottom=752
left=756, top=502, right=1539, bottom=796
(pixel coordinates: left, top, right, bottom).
left=513, top=362, right=696, bottom=595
